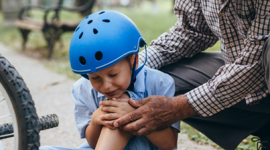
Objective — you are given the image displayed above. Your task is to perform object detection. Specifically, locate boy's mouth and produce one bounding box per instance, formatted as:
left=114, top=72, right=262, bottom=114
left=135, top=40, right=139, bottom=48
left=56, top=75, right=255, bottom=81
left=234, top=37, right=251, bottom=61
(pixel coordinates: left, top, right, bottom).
left=105, top=89, right=118, bottom=96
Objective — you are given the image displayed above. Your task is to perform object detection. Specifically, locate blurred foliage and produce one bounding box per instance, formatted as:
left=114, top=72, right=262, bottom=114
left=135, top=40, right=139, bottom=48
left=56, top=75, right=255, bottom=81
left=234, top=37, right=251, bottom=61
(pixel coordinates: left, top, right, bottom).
left=181, top=122, right=257, bottom=150
left=0, top=0, right=257, bottom=149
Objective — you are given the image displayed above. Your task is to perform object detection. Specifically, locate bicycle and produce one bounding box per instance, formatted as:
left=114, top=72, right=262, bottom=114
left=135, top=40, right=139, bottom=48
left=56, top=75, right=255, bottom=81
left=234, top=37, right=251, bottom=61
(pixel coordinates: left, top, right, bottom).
left=0, top=54, right=59, bottom=150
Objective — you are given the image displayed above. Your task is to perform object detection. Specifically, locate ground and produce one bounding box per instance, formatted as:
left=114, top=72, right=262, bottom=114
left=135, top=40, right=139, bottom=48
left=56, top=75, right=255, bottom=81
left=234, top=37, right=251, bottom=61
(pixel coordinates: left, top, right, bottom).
left=0, top=43, right=216, bottom=149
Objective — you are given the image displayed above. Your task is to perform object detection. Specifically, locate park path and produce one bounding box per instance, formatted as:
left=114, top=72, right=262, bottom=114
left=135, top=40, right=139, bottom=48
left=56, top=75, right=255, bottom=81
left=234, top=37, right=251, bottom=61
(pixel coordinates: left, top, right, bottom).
left=0, top=43, right=216, bottom=150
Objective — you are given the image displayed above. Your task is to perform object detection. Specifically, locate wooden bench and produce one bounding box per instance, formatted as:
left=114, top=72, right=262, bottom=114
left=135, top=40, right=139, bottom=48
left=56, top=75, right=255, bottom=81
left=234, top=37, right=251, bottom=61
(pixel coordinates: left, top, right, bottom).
left=15, top=0, right=96, bottom=58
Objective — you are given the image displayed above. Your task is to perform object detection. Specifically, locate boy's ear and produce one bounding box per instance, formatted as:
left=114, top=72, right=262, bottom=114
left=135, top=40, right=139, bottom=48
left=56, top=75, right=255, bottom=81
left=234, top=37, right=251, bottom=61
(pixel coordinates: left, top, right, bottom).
left=131, top=54, right=139, bottom=69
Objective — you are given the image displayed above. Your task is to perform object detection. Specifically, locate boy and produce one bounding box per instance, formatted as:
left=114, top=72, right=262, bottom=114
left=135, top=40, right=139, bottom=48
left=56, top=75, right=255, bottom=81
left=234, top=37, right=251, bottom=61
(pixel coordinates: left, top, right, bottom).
left=41, top=10, right=180, bottom=150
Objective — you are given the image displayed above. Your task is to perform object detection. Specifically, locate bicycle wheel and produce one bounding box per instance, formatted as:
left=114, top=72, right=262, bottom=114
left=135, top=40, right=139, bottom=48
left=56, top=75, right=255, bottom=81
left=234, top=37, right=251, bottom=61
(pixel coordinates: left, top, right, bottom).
left=0, top=54, right=40, bottom=150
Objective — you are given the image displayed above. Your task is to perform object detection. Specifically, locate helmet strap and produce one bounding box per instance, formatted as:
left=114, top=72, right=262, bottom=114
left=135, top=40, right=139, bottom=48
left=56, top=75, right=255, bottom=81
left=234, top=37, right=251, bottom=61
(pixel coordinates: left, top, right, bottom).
left=127, top=45, right=148, bottom=91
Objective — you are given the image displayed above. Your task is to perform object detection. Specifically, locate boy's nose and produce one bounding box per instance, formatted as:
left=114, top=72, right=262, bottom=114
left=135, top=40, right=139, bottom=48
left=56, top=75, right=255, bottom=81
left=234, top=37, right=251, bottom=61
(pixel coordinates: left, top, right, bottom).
left=102, top=81, right=112, bottom=90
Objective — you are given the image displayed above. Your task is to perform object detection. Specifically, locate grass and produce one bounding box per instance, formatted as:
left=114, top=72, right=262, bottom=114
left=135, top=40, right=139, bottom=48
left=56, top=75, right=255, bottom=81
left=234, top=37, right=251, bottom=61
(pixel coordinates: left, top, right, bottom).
left=0, top=0, right=257, bottom=149
left=181, top=122, right=257, bottom=150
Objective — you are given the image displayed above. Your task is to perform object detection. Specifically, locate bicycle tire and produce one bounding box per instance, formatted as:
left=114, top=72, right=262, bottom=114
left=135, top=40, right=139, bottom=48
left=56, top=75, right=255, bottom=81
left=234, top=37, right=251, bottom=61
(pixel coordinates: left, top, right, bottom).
left=0, top=54, right=40, bottom=150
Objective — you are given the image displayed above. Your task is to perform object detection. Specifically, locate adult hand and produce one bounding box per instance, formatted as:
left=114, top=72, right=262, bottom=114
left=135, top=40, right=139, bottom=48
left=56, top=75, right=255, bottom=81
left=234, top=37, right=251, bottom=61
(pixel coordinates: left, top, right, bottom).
left=113, top=95, right=197, bottom=136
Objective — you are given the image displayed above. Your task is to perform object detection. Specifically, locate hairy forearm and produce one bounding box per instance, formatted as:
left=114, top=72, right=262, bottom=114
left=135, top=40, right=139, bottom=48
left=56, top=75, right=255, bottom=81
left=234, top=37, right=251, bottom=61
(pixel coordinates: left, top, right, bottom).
left=172, top=94, right=197, bottom=120
left=146, top=127, right=178, bottom=150
left=85, top=121, right=102, bottom=149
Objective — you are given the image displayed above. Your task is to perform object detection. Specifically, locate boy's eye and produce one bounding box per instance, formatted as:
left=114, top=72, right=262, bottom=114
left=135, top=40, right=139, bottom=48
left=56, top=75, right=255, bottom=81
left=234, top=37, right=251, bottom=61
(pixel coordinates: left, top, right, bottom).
left=109, top=73, right=117, bottom=77
left=91, top=76, right=99, bottom=80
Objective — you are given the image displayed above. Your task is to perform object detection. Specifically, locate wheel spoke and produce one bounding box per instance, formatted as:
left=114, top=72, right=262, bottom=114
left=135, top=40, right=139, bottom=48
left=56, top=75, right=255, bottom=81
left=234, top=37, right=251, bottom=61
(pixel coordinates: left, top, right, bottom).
left=0, top=114, right=11, bottom=119
left=0, top=133, right=14, bottom=139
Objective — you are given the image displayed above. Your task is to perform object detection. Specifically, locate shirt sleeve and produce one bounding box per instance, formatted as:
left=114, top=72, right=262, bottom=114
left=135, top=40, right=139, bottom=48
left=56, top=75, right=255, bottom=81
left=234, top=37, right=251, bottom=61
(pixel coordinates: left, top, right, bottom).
left=155, top=72, right=181, bottom=133
left=139, top=0, right=218, bottom=69
left=72, top=79, right=97, bottom=138
left=185, top=2, right=270, bottom=117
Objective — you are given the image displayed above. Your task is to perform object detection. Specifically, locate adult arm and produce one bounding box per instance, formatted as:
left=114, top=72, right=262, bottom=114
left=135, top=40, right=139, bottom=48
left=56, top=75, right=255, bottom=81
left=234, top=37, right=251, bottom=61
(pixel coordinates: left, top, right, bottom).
left=139, top=0, right=218, bottom=69
left=140, top=0, right=270, bottom=117
left=116, top=1, right=270, bottom=135
left=184, top=1, right=270, bottom=117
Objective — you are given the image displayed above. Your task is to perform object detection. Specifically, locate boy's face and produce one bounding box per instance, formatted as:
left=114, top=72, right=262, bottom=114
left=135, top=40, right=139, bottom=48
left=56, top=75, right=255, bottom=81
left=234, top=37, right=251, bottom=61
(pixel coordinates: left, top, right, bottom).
left=88, top=56, right=134, bottom=99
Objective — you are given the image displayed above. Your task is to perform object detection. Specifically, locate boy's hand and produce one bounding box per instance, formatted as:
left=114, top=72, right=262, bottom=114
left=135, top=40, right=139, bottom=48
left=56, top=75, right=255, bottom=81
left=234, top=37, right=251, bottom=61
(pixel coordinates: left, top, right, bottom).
left=92, top=107, right=116, bottom=129
left=99, top=98, right=135, bottom=127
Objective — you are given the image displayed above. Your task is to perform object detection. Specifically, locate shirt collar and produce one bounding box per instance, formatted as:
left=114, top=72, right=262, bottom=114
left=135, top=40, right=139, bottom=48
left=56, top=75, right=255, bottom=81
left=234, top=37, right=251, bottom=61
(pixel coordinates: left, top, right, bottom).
left=96, top=64, right=146, bottom=98
left=97, top=91, right=105, bottom=98
left=133, top=64, right=146, bottom=92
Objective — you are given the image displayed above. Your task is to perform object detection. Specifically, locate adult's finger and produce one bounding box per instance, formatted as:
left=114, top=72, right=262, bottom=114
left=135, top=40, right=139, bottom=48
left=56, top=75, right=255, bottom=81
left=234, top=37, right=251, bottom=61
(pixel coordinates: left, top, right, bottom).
left=128, top=97, right=150, bottom=108
left=120, top=114, right=147, bottom=133
left=114, top=108, right=142, bottom=128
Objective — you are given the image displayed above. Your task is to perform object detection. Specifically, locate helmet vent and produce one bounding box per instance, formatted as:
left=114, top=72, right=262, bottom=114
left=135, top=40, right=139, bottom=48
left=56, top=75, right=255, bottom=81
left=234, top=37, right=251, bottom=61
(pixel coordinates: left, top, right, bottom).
left=79, top=32, right=83, bottom=39
left=75, top=27, right=80, bottom=32
left=102, top=19, right=110, bottom=23
left=93, top=29, right=98, bottom=34
left=95, top=51, right=103, bottom=61
left=88, top=20, right=93, bottom=24
left=99, top=11, right=105, bottom=15
left=79, top=56, right=86, bottom=65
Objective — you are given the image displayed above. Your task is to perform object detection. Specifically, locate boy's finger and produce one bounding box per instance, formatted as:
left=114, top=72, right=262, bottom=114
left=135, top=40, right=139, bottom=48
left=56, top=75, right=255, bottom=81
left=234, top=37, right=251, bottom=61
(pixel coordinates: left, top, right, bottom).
left=106, top=125, right=116, bottom=130
left=100, top=113, right=119, bottom=120
left=104, top=120, right=115, bottom=126
left=112, top=97, right=129, bottom=102
left=101, top=106, right=117, bottom=113
left=100, top=100, right=119, bottom=107
left=100, top=121, right=116, bottom=129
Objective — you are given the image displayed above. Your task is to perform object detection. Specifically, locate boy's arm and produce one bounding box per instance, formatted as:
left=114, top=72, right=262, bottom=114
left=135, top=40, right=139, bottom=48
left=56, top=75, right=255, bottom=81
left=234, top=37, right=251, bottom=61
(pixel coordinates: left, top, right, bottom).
left=85, top=107, right=103, bottom=148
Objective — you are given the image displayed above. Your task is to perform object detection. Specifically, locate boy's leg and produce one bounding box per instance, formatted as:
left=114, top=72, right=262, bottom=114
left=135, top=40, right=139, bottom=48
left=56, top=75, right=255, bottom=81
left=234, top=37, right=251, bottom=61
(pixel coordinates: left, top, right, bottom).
left=95, top=126, right=131, bottom=150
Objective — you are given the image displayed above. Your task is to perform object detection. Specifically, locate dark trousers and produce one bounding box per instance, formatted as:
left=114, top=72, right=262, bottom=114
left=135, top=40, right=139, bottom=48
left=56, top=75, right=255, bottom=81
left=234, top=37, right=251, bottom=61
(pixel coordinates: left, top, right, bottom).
left=159, top=38, right=270, bottom=150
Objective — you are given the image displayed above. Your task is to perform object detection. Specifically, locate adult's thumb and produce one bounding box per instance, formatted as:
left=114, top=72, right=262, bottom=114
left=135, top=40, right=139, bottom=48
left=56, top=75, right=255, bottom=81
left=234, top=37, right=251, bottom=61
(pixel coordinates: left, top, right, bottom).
left=128, top=97, right=149, bottom=108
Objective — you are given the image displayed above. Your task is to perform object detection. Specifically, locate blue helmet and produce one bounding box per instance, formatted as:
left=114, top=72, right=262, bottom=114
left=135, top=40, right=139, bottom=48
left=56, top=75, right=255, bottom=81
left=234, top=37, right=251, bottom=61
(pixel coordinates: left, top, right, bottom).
left=69, top=10, right=147, bottom=80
